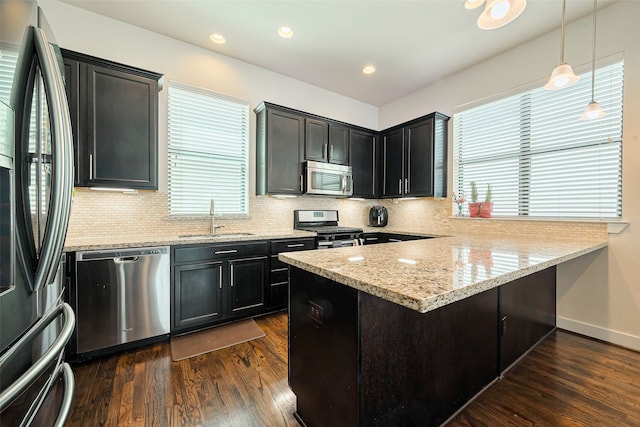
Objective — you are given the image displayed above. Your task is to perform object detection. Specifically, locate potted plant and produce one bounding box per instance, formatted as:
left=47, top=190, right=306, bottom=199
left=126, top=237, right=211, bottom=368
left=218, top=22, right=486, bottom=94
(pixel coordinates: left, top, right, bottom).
left=468, top=181, right=481, bottom=217
left=480, top=184, right=493, bottom=218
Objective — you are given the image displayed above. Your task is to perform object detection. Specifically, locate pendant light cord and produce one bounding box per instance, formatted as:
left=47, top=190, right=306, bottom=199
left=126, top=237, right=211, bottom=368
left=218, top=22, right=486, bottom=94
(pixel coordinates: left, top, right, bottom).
left=590, top=0, right=598, bottom=103
left=560, top=0, right=566, bottom=62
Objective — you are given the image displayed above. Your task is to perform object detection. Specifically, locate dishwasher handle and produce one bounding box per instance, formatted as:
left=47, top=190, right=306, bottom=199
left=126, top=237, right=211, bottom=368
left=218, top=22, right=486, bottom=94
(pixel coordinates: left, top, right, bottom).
left=114, top=256, right=140, bottom=264
left=77, top=246, right=169, bottom=261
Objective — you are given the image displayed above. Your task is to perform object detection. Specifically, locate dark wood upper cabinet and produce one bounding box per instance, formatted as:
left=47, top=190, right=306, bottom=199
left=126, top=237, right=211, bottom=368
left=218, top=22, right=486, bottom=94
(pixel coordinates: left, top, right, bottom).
left=305, top=118, right=329, bottom=162
left=349, top=129, right=377, bottom=198
left=405, top=118, right=434, bottom=196
left=306, top=119, right=349, bottom=165
left=381, top=128, right=404, bottom=198
left=381, top=113, right=449, bottom=199
left=62, top=49, right=162, bottom=190
left=255, top=102, right=448, bottom=199
left=256, top=104, right=305, bottom=195
left=328, top=123, right=349, bottom=165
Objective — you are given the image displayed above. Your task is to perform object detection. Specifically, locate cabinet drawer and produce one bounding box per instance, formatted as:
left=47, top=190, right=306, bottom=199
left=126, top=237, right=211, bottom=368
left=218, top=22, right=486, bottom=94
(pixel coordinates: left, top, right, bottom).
left=271, top=238, right=315, bottom=254
left=173, top=241, right=269, bottom=264
left=270, top=283, right=288, bottom=309
left=271, top=254, right=291, bottom=271
left=270, top=268, right=289, bottom=285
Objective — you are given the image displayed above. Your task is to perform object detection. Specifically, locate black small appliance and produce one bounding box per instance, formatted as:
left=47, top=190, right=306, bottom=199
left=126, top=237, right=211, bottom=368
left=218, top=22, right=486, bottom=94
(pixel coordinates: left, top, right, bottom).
left=369, top=205, right=388, bottom=227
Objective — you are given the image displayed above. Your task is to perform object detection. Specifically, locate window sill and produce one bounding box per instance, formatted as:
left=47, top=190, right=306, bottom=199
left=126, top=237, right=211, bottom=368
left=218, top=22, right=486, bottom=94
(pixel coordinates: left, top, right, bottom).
left=449, top=216, right=628, bottom=234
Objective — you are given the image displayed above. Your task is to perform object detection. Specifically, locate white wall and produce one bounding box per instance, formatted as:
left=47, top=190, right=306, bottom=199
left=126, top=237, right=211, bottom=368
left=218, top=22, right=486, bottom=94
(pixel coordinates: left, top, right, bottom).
left=380, top=1, right=640, bottom=350
left=39, top=0, right=379, bottom=195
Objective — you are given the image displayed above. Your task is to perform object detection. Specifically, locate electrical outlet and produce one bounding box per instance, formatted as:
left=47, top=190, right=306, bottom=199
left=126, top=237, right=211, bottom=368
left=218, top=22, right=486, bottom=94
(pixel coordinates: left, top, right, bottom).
left=308, top=300, right=323, bottom=325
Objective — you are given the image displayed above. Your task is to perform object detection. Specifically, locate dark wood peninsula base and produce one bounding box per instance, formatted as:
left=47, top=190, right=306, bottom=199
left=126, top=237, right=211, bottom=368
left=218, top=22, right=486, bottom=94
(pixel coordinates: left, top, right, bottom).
left=288, top=266, right=556, bottom=427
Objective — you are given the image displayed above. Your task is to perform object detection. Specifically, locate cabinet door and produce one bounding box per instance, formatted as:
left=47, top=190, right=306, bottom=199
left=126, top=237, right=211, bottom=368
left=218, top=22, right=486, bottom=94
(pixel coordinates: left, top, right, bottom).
left=381, top=128, right=404, bottom=198
left=266, top=109, right=304, bottom=194
left=305, top=118, right=328, bottom=162
left=349, top=129, right=377, bottom=198
left=228, top=256, right=267, bottom=315
left=405, top=119, right=434, bottom=196
left=85, top=64, right=158, bottom=189
left=499, top=267, right=556, bottom=373
left=62, top=57, right=82, bottom=186
left=172, top=261, right=223, bottom=331
left=328, top=123, right=349, bottom=165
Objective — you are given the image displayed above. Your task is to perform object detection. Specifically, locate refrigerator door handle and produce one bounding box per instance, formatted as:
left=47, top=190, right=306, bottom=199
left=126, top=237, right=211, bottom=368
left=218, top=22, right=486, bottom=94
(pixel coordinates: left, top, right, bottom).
left=0, top=303, right=75, bottom=413
left=31, top=27, right=74, bottom=292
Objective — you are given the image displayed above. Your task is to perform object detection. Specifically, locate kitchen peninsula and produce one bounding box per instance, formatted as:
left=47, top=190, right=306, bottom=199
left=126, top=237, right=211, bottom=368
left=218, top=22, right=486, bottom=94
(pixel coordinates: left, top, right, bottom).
left=280, top=235, right=607, bottom=426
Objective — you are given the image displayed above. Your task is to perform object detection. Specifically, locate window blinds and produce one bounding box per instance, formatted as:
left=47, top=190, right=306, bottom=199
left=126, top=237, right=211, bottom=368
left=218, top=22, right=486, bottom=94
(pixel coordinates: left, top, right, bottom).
left=168, top=81, right=249, bottom=216
left=453, top=60, right=623, bottom=219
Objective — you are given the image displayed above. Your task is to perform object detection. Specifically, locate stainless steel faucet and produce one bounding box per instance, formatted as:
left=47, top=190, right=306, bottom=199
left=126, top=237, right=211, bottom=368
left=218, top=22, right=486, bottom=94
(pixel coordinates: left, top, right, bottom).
left=210, top=199, right=223, bottom=234
left=210, top=199, right=216, bottom=234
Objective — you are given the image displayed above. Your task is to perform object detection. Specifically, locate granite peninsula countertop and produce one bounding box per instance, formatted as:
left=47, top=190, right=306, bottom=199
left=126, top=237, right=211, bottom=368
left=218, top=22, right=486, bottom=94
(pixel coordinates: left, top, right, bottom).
left=63, top=229, right=315, bottom=252
left=279, top=235, right=607, bottom=313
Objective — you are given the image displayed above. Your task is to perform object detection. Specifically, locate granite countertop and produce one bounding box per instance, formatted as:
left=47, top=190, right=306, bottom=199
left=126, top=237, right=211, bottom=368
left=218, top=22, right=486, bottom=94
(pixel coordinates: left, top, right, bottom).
left=279, top=235, right=607, bottom=313
left=63, top=229, right=315, bottom=252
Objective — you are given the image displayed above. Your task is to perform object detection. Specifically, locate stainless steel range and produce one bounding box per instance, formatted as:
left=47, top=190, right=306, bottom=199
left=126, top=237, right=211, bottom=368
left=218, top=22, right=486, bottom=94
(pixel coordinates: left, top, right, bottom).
left=294, top=210, right=363, bottom=249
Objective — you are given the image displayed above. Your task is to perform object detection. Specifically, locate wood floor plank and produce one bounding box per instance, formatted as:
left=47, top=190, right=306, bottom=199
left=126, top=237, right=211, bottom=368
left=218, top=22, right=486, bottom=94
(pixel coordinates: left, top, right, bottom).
left=66, top=313, right=640, bottom=426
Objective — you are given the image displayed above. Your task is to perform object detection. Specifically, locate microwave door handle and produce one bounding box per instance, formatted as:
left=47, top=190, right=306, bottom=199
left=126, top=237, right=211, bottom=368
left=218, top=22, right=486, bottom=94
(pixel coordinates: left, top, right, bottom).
left=32, top=28, right=74, bottom=291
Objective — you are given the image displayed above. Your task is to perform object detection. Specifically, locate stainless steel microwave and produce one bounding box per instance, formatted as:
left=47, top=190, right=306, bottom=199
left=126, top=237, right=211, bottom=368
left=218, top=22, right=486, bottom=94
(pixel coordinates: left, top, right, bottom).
left=305, top=160, right=353, bottom=197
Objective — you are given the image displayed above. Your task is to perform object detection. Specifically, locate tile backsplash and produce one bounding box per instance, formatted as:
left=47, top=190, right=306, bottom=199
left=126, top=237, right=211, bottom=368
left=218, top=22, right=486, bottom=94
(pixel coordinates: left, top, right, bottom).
left=66, top=189, right=608, bottom=242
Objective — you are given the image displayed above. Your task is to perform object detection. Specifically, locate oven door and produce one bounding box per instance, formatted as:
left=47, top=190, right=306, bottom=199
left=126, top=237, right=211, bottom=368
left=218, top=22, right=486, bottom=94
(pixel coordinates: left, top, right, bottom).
left=305, top=161, right=353, bottom=197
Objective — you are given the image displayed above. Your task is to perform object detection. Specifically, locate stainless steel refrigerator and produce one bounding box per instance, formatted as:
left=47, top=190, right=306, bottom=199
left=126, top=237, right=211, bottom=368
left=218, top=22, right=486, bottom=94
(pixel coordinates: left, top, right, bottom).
left=0, top=0, right=76, bottom=425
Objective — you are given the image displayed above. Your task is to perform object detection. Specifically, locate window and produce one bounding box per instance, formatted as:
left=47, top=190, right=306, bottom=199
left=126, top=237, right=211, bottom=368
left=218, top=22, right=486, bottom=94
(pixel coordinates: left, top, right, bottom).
left=453, top=59, right=624, bottom=219
left=168, top=81, right=249, bottom=216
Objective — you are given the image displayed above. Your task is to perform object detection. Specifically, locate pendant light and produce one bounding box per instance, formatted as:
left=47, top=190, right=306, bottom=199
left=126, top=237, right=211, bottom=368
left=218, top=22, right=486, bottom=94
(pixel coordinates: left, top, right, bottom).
left=580, top=0, right=606, bottom=120
left=477, top=0, right=527, bottom=30
left=544, top=0, right=580, bottom=90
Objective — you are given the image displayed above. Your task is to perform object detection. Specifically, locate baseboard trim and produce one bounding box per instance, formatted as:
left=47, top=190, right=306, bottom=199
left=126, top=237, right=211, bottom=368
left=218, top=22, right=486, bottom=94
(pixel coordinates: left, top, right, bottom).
left=557, top=316, right=640, bottom=352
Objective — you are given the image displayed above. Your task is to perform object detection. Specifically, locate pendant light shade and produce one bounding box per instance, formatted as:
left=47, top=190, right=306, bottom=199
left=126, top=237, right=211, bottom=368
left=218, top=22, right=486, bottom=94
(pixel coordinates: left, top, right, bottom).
left=544, top=63, right=580, bottom=90
left=579, top=0, right=606, bottom=120
left=580, top=101, right=606, bottom=120
left=545, top=0, right=579, bottom=90
left=477, top=0, right=527, bottom=30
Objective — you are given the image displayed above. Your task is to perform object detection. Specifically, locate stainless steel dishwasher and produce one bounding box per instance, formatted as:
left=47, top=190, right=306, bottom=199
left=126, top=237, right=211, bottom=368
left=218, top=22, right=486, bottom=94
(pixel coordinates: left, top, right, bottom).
left=74, top=246, right=170, bottom=354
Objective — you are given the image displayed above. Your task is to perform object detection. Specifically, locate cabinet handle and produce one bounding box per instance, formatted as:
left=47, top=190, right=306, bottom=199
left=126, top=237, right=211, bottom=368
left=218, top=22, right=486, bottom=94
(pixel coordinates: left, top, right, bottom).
left=329, top=144, right=334, bottom=159
left=214, top=249, right=237, bottom=255
left=300, top=174, right=304, bottom=192
left=230, top=265, right=234, bottom=287
left=219, top=267, right=222, bottom=289
left=89, top=153, right=93, bottom=180
left=286, top=243, right=305, bottom=248
left=405, top=178, right=409, bottom=193
left=323, top=143, right=328, bottom=160
left=398, top=179, right=402, bottom=194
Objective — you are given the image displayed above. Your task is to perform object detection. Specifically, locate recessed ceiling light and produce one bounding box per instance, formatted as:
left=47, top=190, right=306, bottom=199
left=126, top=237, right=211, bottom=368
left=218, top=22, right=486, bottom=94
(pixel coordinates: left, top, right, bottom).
left=209, top=33, right=226, bottom=44
left=362, top=64, right=376, bottom=75
left=278, top=26, right=294, bottom=38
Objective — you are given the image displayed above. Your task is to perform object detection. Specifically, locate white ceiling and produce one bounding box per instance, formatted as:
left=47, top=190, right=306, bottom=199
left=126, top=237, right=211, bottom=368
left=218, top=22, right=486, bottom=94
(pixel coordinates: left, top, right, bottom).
left=59, top=0, right=617, bottom=106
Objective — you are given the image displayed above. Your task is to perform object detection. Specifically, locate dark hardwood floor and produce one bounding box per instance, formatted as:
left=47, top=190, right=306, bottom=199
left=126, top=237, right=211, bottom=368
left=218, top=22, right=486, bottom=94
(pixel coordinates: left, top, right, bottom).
left=66, top=312, right=640, bottom=426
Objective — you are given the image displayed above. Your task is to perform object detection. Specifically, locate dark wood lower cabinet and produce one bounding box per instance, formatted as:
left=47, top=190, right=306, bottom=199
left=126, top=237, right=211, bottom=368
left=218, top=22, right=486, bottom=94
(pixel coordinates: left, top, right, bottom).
left=173, top=261, right=223, bottom=330
left=171, top=242, right=268, bottom=334
left=499, top=266, right=556, bottom=372
left=289, top=266, right=557, bottom=427
left=229, top=256, right=267, bottom=315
